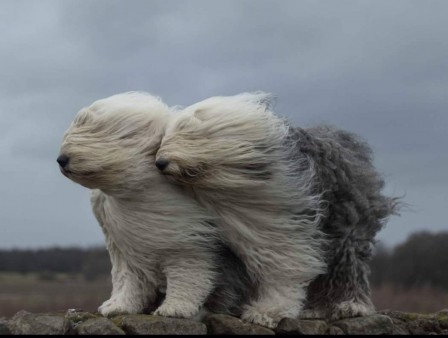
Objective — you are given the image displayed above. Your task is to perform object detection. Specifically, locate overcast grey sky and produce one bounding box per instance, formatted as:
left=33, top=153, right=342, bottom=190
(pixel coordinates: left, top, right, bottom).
left=0, top=0, right=447, bottom=249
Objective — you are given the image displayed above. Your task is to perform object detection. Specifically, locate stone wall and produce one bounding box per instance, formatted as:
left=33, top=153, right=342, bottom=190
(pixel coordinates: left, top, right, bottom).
left=1, top=309, right=447, bottom=335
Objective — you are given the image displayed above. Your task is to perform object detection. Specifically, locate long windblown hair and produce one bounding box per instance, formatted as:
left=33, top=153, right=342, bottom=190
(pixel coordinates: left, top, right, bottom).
left=58, top=92, right=251, bottom=320
left=59, top=92, right=169, bottom=193
left=157, top=93, right=327, bottom=328
left=157, top=92, right=399, bottom=327
left=159, top=93, right=326, bottom=278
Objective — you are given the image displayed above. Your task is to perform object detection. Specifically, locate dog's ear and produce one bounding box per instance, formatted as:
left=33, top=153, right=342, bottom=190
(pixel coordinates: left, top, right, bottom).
left=74, top=108, right=95, bottom=126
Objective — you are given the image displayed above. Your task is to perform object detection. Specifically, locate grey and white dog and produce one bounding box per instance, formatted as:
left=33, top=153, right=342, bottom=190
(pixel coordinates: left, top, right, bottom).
left=57, top=92, right=252, bottom=320
left=157, top=92, right=400, bottom=328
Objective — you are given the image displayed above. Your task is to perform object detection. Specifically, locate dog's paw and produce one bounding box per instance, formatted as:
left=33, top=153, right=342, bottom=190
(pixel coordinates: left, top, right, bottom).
left=153, top=301, right=200, bottom=319
left=241, top=305, right=280, bottom=329
left=98, top=297, right=142, bottom=317
left=330, top=300, right=374, bottom=320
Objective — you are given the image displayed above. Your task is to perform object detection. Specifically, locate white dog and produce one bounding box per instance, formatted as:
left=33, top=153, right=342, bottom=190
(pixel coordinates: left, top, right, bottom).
left=156, top=93, right=326, bottom=328
left=156, top=92, right=398, bottom=328
left=57, top=92, right=251, bottom=319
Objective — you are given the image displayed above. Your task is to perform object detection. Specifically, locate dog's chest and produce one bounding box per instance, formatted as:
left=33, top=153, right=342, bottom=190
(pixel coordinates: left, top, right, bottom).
left=101, top=198, right=164, bottom=256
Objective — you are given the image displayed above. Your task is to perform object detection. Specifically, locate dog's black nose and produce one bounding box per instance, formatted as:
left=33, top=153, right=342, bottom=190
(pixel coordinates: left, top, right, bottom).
left=57, top=154, right=70, bottom=168
left=155, top=158, right=169, bottom=171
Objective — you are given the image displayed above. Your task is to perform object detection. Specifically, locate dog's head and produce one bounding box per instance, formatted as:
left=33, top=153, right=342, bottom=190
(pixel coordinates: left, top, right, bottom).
left=58, top=92, right=169, bottom=192
left=156, top=92, right=286, bottom=189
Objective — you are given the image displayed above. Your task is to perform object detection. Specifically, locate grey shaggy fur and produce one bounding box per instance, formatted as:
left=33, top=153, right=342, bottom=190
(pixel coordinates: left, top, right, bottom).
left=157, top=93, right=400, bottom=325
left=205, top=245, right=254, bottom=317
left=287, top=125, right=400, bottom=319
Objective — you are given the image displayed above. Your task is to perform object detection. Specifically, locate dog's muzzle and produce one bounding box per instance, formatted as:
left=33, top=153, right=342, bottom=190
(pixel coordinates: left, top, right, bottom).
left=57, top=154, right=70, bottom=169
left=155, top=158, right=170, bottom=172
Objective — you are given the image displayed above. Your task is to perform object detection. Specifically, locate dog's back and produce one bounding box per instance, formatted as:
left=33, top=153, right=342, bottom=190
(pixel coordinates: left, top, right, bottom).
left=290, top=125, right=399, bottom=236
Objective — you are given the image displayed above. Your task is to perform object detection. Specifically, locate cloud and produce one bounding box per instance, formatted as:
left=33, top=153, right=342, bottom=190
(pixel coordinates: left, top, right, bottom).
left=0, top=0, right=447, bottom=248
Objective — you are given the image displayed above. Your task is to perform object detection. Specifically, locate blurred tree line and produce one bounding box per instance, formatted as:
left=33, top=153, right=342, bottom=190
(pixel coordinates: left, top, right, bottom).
left=370, top=231, right=448, bottom=291
left=0, top=247, right=111, bottom=280
left=0, top=231, right=447, bottom=288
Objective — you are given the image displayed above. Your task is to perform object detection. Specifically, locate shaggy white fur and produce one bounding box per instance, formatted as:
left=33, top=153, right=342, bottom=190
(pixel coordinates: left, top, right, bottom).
left=58, top=91, right=396, bottom=329
left=157, top=93, right=326, bottom=328
left=58, top=92, right=227, bottom=319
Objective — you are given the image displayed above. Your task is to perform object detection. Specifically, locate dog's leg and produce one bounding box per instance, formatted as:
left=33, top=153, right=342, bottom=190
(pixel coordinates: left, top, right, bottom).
left=99, top=243, right=157, bottom=317
left=92, top=192, right=158, bottom=317
left=234, top=241, right=322, bottom=329
left=241, top=281, right=308, bottom=329
left=153, top=253, right=216, bottom=319
left=304, top=235, right=374, bottom=320
left=228, top=232, right=324, bottom=329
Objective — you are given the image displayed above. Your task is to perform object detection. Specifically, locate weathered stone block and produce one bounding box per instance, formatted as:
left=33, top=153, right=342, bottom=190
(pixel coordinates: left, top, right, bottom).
left=407, top=319, right=440, bottom=335
left=389, top=318, right=410, bottom=335
left=276, top=318, right=328, bottom=335
left=0, top=318, right=11, bottom=335
left=8, top=311, right=70, bottom=335
left=327, top=325, right=345, bottom=335
left=437, top=310, right=448, bottom=330
left=380, top=310, right=442, bottom=335
left=333, top=314, right=394, bottom=335
left=76, top=317, right=125, bottom=335
left=204, top=314, right=274, bottom=335
left=65, top=308, right=99, bottom=324
left=114, top=314, right=207, bottom=335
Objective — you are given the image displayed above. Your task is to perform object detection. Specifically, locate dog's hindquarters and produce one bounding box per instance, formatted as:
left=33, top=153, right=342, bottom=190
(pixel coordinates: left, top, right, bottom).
left=291, top=126, right=399, bottom=319
left=303, top=233, right=376, bottom=319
